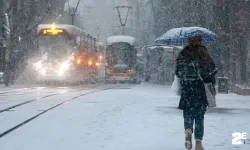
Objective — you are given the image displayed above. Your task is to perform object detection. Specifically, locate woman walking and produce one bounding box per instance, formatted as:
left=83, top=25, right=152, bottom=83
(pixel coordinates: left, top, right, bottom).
left=175, top=35, right=218, bottom=150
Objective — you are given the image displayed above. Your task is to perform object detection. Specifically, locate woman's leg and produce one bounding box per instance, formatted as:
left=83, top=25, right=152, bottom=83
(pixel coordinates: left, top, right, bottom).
left=194, top=110, right=205, bottom=150
left=194, top=111, right=205, bottom=140
left=183, top=109, right=195, bottom=132
left=183, top=109, right=194, bottom=149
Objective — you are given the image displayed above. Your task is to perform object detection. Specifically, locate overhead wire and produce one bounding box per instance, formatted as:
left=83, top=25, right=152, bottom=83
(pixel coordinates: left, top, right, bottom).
left=80, top=1, right=101, bottom=26
left=79, top=1, right=103, bottom=40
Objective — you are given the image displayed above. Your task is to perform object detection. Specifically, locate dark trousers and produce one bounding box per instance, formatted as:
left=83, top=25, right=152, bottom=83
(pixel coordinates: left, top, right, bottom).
left=183, top=108, right=205, bottom=140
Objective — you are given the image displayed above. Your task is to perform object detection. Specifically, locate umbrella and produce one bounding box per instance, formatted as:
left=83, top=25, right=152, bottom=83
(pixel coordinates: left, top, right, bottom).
left=154, top=27, right=217, bottom=46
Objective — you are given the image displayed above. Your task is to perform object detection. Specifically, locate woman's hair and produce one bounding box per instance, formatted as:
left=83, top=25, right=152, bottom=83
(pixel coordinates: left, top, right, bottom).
left=188, top=36, right=202, bottom=44
left=180, top=45, right=213, bottom=65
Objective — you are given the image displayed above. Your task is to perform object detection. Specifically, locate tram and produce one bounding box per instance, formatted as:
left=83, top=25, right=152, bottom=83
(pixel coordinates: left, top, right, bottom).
left=105, top=35, right=139, bottom=83
left=32, top=24, right=99, bottom=84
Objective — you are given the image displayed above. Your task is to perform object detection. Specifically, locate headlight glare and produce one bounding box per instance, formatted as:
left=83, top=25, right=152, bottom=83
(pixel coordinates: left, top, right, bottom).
left=58, top=69, right=64, bottom=76
left=40, top=70, right=46, bottom=75
left=61, top=62, right=70, bottom=69
left=60, top=61, right=71, bottom=70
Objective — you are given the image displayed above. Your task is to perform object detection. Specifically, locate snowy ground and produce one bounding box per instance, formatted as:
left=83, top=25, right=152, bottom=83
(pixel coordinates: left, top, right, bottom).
left=0, top=83, right=250, bottom=150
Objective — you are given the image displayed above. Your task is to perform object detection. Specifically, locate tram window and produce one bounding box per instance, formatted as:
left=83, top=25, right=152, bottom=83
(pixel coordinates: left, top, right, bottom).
left=39, top=35, right=70, bottom=46
left=38, top=35, right=73, bottom=56
left=113, top=67, right=129, bottom=73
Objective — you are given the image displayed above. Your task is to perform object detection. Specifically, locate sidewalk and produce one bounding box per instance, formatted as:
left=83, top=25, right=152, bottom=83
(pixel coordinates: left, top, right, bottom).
left=231, top=84, right=250, bottom=95
left=138, top=84, right=250, bottom=149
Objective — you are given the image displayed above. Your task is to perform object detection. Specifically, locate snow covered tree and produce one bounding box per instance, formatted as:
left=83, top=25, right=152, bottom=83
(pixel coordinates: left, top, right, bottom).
left=8, top=0, right=66, bottom=59
left=150, top=0, right=249, bottom=84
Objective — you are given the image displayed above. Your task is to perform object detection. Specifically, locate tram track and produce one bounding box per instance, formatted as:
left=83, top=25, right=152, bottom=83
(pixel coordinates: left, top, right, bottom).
left=0, top=84, right=101, bottom=114
left=0, top=87, right=114, bottom=139
left=0, top=87, right=37, bottom=95
left=0, top=94, right=58, bottom=113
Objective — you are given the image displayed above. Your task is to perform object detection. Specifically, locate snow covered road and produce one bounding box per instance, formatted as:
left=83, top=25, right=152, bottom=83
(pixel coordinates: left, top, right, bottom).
left=0, top=83, right=250, bottom=150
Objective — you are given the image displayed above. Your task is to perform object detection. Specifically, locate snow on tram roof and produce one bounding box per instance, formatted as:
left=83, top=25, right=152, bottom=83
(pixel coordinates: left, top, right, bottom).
left=107, top=35, right=136, bottom=45
left=37, top=24, right=96, bottom=38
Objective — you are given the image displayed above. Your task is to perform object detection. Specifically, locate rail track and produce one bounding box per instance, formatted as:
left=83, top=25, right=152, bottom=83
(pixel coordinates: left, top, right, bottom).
left=0, top=87, right=114, bottom=139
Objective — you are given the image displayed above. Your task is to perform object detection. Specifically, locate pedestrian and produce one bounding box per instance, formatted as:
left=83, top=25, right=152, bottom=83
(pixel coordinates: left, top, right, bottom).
left=175, top=35, right=218, bottom=150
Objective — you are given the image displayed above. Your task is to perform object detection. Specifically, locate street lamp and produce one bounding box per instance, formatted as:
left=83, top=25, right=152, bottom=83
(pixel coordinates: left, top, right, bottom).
left=115, top=6, right=132, bottom=35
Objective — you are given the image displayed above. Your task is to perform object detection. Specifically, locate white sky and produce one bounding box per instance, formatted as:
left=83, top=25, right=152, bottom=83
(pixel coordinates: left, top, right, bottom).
left=67, top=0, right=129, bottom=42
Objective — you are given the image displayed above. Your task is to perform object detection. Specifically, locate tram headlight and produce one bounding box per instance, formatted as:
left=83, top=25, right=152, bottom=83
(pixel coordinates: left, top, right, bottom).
left=34, top=61, right=43, bottom=69
left=61, top=62, right=70, bottom=69
left=40, top=70, right=46, bottom=75
left=58, top=61, right=71, bottom=76
left=36, top=63, right=42, bottom=69
left=77, top=59, right=81, bottom=64
left=88, top=61, right=93, bottom=66
left=127, top=69, right=133, bottom=75
left=58, top=70, right=64, bottom=76
left=96, top=62, right=100, bottom=67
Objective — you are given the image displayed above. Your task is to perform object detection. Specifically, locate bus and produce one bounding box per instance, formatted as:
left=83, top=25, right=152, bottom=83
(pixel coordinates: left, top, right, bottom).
left=105, top=35, right=139, bottom=83
left=32, top=24, right=99, bottom=84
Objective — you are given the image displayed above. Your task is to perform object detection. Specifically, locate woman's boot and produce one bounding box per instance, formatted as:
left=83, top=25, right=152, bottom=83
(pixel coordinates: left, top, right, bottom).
left=185, top=129, right=192, bottom=150
left=195, top=140, right=204, bottom=150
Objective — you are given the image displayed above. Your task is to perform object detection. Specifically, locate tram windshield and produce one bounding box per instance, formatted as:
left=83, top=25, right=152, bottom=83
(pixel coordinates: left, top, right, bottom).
left=106, top=42, right=136, bottom=68
left=38, top=35, right=74, bottom=58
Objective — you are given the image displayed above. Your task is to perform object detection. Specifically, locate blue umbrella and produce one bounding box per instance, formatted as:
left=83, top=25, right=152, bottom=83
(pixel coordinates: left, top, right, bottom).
left=154, top=27, right=217, bottom=46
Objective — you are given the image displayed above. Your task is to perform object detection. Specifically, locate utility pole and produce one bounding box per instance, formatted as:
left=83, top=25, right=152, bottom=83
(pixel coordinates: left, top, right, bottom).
left=70, top=0, right=81, bottom=25
left=116, top=6, right=132, bottom=35
left=95, top=25, right=101, bottom=41
left=111, top=25, right=120, bottom=35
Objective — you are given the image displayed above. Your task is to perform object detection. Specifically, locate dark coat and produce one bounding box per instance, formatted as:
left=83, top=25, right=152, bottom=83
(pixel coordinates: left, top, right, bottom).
left=175, top=45, right=218, bottom=111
